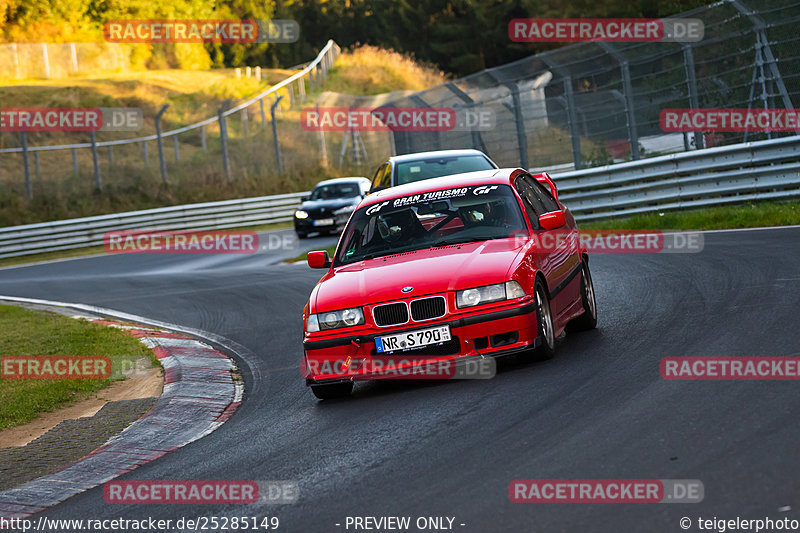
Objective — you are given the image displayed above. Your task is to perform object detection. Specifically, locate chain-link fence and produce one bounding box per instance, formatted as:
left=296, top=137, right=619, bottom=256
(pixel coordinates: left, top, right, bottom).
left=0, top=42, right=341, bottom=200
left=381, top=0, right=800, bottom=170
left=0, top=42, right=134, bottom=79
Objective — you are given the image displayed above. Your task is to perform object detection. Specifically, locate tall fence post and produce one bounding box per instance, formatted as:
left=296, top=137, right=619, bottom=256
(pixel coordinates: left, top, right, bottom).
left=155, top=104, right=169, bottom=184
left=90, top=131, right=101, bottom=191
left=271, top=95, right=284, bottom=174
left=173, top=135, right=179, bottom=162
left=21, top=132, right=32, bottom=199
left=72, top=148, right=79, bottom=174
left=219, top=100, right=232, bottom=182
left=598, top=43, right=639, bottom=161
left=682, top=44, right=704, bottom=150
left=259, top=99, right=267, bottom=128
left=41, top=44, right=51, bottom=78
left=563, top=77, right=583, bottom=170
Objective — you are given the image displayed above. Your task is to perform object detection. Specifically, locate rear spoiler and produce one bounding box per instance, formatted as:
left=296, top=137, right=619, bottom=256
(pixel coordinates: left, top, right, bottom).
left=531, top=172, right=558, bottom=201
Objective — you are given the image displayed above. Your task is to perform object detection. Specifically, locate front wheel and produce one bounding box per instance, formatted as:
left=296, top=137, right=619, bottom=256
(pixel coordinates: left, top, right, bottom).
left=311, top=382, right=353, bottom=400
left=533, top=280, right=556, bottom=360
left=566, top=261, right=597, bottom=332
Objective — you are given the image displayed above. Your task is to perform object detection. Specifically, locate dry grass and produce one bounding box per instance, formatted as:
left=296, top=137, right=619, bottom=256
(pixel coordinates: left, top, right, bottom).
left=326, top=45, right=447, bottom=95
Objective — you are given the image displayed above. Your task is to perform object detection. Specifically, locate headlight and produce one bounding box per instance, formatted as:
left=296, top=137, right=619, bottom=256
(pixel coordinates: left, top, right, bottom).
left=306, top=307, right=365, bottom=332
left=295, top=210, right=309, bottom=219
left=456, top=281, right=526, bottom=308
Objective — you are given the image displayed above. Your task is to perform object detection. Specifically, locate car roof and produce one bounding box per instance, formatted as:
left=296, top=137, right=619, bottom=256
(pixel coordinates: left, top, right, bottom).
left=362, top=168, right=526, bottom=207
left=314, top=177, right=370, bottom=187
left=388, top=149, right=491, bottom=164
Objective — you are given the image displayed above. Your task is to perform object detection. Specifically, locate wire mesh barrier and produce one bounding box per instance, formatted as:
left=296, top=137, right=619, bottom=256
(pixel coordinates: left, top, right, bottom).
left=379, top=0, right=800, bottom=171
left=0, top=42, right=135, bottom=79
left=0, top=41, right=341, bottom=199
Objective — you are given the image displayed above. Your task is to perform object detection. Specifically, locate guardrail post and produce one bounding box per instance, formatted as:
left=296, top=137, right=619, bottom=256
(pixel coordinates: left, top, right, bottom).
left=142, top=141, right=149, bottom=165
left=288, top=82, right=296, bottom=107
left=107, top=146, right=113, bottom=167
left=34, top=151, right=41, bottom=179
left=155, top=104, right=169, bottom=184
left=200, top=126, right=207, bottom=152
left=219, top=100, right=232, bottom=182
left=90, top=131, right=101, bottom=191
left=173, top=135, right=179, bottom=162
left=309, top=68, right=316, bottom=93
left=682, top=44, right=704, bottom=150
left=20, top=133, right=32, bottom=199
left=271, top=95, right=284, bottom=174
left=72, top=148, right=79, bottom=174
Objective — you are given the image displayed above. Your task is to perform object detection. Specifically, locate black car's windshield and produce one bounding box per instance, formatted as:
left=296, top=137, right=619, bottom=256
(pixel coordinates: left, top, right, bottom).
left=309, top=182, right=362, bottom=201
left=395, top=155, right=495, bottom=186
left=336, top=184, right=526, bottom=265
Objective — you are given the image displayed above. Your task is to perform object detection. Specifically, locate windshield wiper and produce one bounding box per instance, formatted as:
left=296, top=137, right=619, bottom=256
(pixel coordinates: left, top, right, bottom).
left=431, top=236, right=489, bottom=247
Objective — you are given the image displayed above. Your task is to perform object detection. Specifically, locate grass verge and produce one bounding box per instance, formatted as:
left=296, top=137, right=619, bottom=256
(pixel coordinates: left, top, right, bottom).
left=0, top=305, right=157, bottom=431
left=580, top=201, right=800, bottom=230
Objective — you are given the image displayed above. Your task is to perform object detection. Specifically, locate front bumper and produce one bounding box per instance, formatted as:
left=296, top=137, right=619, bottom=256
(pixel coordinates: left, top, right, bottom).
left=303, top=299, right=539, bottom=385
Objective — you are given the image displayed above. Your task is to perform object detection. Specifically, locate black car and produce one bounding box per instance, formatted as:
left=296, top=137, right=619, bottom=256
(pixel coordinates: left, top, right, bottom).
left=368, top=149, right=498, bottom=193
left=294, top=177, right=371, bottom=238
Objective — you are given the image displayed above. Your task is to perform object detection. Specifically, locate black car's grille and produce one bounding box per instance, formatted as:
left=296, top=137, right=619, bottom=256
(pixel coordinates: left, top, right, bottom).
left=410, top=297, right=446, bottom=321
left=373, top=303, right=409, bottom=326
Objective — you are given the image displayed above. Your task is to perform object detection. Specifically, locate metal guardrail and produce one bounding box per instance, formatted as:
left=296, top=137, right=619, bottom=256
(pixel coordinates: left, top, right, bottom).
left=0, top=192, right=308, bottom=259
left=2, top=134, right=799, bottom=258
left=551, top=135, right=800, bottom=221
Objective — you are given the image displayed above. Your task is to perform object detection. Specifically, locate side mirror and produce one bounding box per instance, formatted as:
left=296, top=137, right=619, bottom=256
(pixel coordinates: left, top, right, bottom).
left=307, top=250, right=332, bottom=269
left=539, top=210, right=566, bottom=231
left=301, top=195, right=310, bottom=202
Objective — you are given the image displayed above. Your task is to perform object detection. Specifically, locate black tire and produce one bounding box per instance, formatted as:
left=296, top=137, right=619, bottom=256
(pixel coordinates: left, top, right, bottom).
left=533, top=279, right=556, bottom=360
left=566, top=260, right=598, bottom=332
left=311, top=382, right=353, bottom=400
left=296, top=232, right=308, bottom=240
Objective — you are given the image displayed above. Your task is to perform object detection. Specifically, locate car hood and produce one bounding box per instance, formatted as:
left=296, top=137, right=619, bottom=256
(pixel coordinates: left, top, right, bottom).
left=312, top=239, right=525, bottom=312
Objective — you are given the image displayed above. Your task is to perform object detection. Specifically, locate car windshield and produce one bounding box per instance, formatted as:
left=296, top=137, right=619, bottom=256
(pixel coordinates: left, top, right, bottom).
left=335, top=184, right=526, bottom=265
left=395, top=155, right=495, bottom=186
left=309, top=182, right=362, bottom=201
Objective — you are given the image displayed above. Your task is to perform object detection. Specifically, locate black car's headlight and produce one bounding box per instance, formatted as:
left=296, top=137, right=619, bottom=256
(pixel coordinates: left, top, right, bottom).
left=456, top=281, right=526, bottom=309
left=295, top=210, right=309, bottom=219
left=306, top=307, right=365, bottom=332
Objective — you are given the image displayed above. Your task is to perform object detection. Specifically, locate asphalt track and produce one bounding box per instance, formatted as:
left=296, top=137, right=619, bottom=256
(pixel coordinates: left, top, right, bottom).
left=1, top=226, right=798, bottom=532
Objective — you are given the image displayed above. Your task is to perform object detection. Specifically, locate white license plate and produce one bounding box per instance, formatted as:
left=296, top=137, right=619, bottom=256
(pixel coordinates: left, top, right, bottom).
left=313, top=218, right=335, bottom=226
left=375, top=325, right=451, bottom=354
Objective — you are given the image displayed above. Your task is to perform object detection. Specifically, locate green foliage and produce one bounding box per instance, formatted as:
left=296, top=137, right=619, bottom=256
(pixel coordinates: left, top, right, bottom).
left=2, top=0, right=717, bottom=75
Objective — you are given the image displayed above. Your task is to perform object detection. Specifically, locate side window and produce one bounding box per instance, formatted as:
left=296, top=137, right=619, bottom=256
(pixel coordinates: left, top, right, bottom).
left=527, top=177, right=560, bottom=213
left=514, top=177, right=546, bottom=228
left=381, top=163, right=393, bottom=188
left=371, top=163, right=389, bottom=191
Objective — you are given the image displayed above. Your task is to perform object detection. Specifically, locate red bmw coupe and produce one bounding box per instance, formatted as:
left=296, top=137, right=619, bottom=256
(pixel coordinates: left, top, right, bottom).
left=301, top=168, right=597, bottom=399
